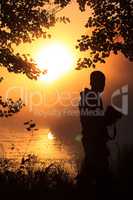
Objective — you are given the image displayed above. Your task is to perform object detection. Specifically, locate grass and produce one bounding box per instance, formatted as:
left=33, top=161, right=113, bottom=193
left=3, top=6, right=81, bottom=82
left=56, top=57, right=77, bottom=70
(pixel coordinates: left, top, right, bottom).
left=0, top=155, right=75, bottom=200
left=0, top=147, right=133, bottom=200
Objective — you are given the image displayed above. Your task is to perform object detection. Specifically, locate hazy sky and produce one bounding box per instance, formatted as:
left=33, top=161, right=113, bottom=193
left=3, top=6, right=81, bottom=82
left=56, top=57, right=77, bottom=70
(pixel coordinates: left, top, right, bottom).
left=0, top=1, right=133, bottom=159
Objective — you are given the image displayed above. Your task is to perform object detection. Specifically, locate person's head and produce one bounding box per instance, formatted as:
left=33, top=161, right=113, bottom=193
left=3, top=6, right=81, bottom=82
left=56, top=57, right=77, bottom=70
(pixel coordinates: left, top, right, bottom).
left=90, top=71, right=105, bottom=93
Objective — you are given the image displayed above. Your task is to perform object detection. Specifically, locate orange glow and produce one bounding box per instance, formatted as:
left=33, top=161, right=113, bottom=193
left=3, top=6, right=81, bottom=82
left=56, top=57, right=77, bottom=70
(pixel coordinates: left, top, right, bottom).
left=35, top=42, right=75, bottom=83
left=48, top=132, right=55, bottom=140
left=31, top=130, right=71, bottom=160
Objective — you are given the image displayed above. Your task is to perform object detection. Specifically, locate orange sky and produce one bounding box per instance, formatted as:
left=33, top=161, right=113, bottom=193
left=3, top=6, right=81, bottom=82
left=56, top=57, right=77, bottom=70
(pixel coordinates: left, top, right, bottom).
left=0, top=1, right=132, bottom=160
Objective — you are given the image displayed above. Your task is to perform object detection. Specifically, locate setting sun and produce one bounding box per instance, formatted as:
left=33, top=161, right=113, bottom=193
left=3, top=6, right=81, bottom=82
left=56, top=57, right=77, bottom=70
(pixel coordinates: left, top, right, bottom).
left=48, top=132, right=55, bottom=140
left=35, top=42, right=75, bottom=82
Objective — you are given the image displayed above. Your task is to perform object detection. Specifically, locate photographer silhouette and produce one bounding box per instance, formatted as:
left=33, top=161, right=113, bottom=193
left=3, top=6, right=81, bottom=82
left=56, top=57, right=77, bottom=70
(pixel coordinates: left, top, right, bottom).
left=78, top=71, right=122, bottom=187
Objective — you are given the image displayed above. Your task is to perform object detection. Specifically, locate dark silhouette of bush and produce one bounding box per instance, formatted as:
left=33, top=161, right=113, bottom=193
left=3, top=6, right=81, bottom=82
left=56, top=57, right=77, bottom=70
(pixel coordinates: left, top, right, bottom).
left=114, top=145, right=133, bottom=198
left=0, top=149, right=133, bottom=200
left=0, top=156, right=74, bottom=200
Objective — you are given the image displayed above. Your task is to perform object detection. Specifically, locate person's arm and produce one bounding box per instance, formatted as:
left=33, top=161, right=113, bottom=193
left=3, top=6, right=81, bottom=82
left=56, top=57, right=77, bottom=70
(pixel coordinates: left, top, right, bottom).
left=105, top=105, right=123, bottom=126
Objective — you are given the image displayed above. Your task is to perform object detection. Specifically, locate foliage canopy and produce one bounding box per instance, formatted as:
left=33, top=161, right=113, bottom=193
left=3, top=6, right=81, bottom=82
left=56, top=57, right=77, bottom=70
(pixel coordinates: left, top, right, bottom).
left=76, top=0, right=133, bottom=69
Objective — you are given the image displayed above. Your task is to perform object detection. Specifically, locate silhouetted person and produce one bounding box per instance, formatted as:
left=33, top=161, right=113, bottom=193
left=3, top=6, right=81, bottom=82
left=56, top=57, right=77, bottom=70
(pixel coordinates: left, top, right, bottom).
left=78, top=71, right=122, bottom=195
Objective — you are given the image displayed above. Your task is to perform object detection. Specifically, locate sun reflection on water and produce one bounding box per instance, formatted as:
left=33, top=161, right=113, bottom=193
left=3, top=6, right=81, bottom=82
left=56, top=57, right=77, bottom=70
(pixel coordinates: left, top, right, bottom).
left=0, top=129, right=79, bottom=176
left=47, top=132, right=55, bottom=140
left=31, top=129, right=71, bottom=161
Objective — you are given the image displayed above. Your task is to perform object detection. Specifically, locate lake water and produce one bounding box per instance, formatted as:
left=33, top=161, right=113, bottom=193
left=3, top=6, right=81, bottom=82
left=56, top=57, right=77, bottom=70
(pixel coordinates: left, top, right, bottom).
left=0, top=129, right=83, bottom=175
